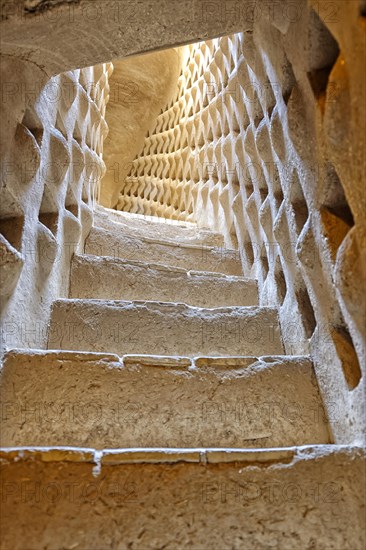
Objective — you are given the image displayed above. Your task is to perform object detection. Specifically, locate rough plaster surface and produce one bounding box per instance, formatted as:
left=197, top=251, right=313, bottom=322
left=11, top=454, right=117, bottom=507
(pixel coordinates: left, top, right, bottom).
left=94, top=205, right=225, bottom=246
left=70, top=254, right=258, bottom=307
left=0, top=446, right=364, bottom=549
left=0, top=63, right=112, bottom=352
left=100, top=47, right=189, bottom=208
left=0, top=350, right=330, bottom=448
left=85, top=226, right=242, bottom=275
left=0, top=0, right=253, bottom=77
left=48, top=299, right=284, bottom=357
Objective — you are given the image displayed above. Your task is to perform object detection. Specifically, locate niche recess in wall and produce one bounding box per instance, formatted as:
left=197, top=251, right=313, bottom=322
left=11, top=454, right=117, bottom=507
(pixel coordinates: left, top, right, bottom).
left=0, top=216, right=25, bottom=253
left=331, top=325, right=362, bottom=390
left=320, top=163, right=354, bottom=263
left=22, top=107, right=44, bottom=147
left=296, top=284, right=317, bottom=340
left=307, top=8, right=340, bottom=111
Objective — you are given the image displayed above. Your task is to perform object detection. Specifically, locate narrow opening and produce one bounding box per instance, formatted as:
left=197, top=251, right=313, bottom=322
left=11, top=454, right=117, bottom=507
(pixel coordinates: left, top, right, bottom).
left=307, top=66, right=336, bottom=98
left=0, top=216, right=24, bottom=252
left=261, top=248, right=269, bottom=280
left=65, top=204, right=79, bottom=218
left=290, top=171, right=309, bottom=235
left=331, top=326, right=362, bottom=390
left=38, top=213, right=59, bottom=236
left=243, top=240, right=254, bottom=267
left=322, top=163, right=354, bottom=225
left=259, top=187, right=269, bottom=203
left=320, top=207, right=354, bottom=262
left=274, top=256, right=287, bottom=305
left=22, top=107, right=44, bottom=146
left=274, top=189, right=284, bottom=212
left=245, top=182, right=254, bottom=198
left=320, top=165, right=354, bottom=262
left=281, top=54, right=296, bottom=106
left=307, top=9, right=340, bottom=110
left=296, top=284, right=317, bottom=339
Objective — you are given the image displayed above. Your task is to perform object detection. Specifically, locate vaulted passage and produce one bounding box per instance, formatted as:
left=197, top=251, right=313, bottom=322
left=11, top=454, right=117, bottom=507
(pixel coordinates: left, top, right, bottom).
left=0, top=1, right=365, bottom=548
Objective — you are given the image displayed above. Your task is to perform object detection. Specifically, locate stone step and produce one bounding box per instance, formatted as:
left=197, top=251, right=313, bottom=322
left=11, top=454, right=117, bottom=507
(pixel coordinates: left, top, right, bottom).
left=85, top=227, right=242, bottom=275
left=48, top=300, right=284, bottom=357
left=94, top=206, right=225, bottom=247
left=1, top=445, right=364, bottom=550
left=70, top=254, right=258, bottom=307
left=0, top=350, right=330, bottom=449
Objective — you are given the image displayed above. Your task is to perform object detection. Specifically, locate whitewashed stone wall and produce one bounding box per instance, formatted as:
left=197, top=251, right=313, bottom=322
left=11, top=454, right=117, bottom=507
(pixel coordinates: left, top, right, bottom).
left=0, top=63, right=112, bottom=351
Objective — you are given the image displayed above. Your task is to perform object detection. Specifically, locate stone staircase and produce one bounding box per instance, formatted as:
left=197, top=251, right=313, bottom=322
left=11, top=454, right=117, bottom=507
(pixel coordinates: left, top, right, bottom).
left=0, top=208, right=364, bottom=549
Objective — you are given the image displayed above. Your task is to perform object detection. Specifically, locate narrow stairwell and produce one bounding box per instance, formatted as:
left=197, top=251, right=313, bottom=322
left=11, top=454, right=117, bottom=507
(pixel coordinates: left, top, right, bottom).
left=1, top=208, right=364, bottom=549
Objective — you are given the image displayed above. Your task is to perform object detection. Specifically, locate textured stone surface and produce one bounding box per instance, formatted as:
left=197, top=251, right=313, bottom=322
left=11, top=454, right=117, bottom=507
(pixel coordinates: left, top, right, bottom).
left=0, top=445, right=364, bottom=549
left=0, top=63, right=112, bottom=351
left=0, top=350, right=330, bottom=448
left=70, top=254, right=258, bottom=307
left=0, top=2, right=364, bottom=549
left=100, top=48, right=188, bottom=208
left=48, top=299, right=284, bottom=357
left=0, top=0, right=253, bottom=77
left=1, top=0, right=364, bottom=446
left=0, top=233, right=24, bottom=301
left=94, top=206, right=225, bottom=246
left=111, top=1, right=365, bottom=443
left=85, top=226, right=242, bottom=275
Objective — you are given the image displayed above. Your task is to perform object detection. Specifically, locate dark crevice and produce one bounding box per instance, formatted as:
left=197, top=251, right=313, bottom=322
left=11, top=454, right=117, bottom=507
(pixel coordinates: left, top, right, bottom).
left=307, top=65, right=337, bottom=99
left=275, top=257, right=287, bottom=305
left=290, top=172, right=309, bottom=235
left=0, top=216, right=25, bottom=252
left=331, top=325, right=362, bottom=390
left=65, top=204, right=79, bottom=218
left=244, top=240, right=254, bottom=266
left=296, top=285, right=317, bottom=339
left=38, top=213, right=59, bottom=236
left=325, top=203, right=354, bottom=228
left=322, top=163, right=354, bottom=227
left=281, top=55, right=296, bottom=106
left=307, top=10, right=340, bottom=105
left=22, top=108, right=44, bottom=146
left=261, top=249, right=269, bottom=279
